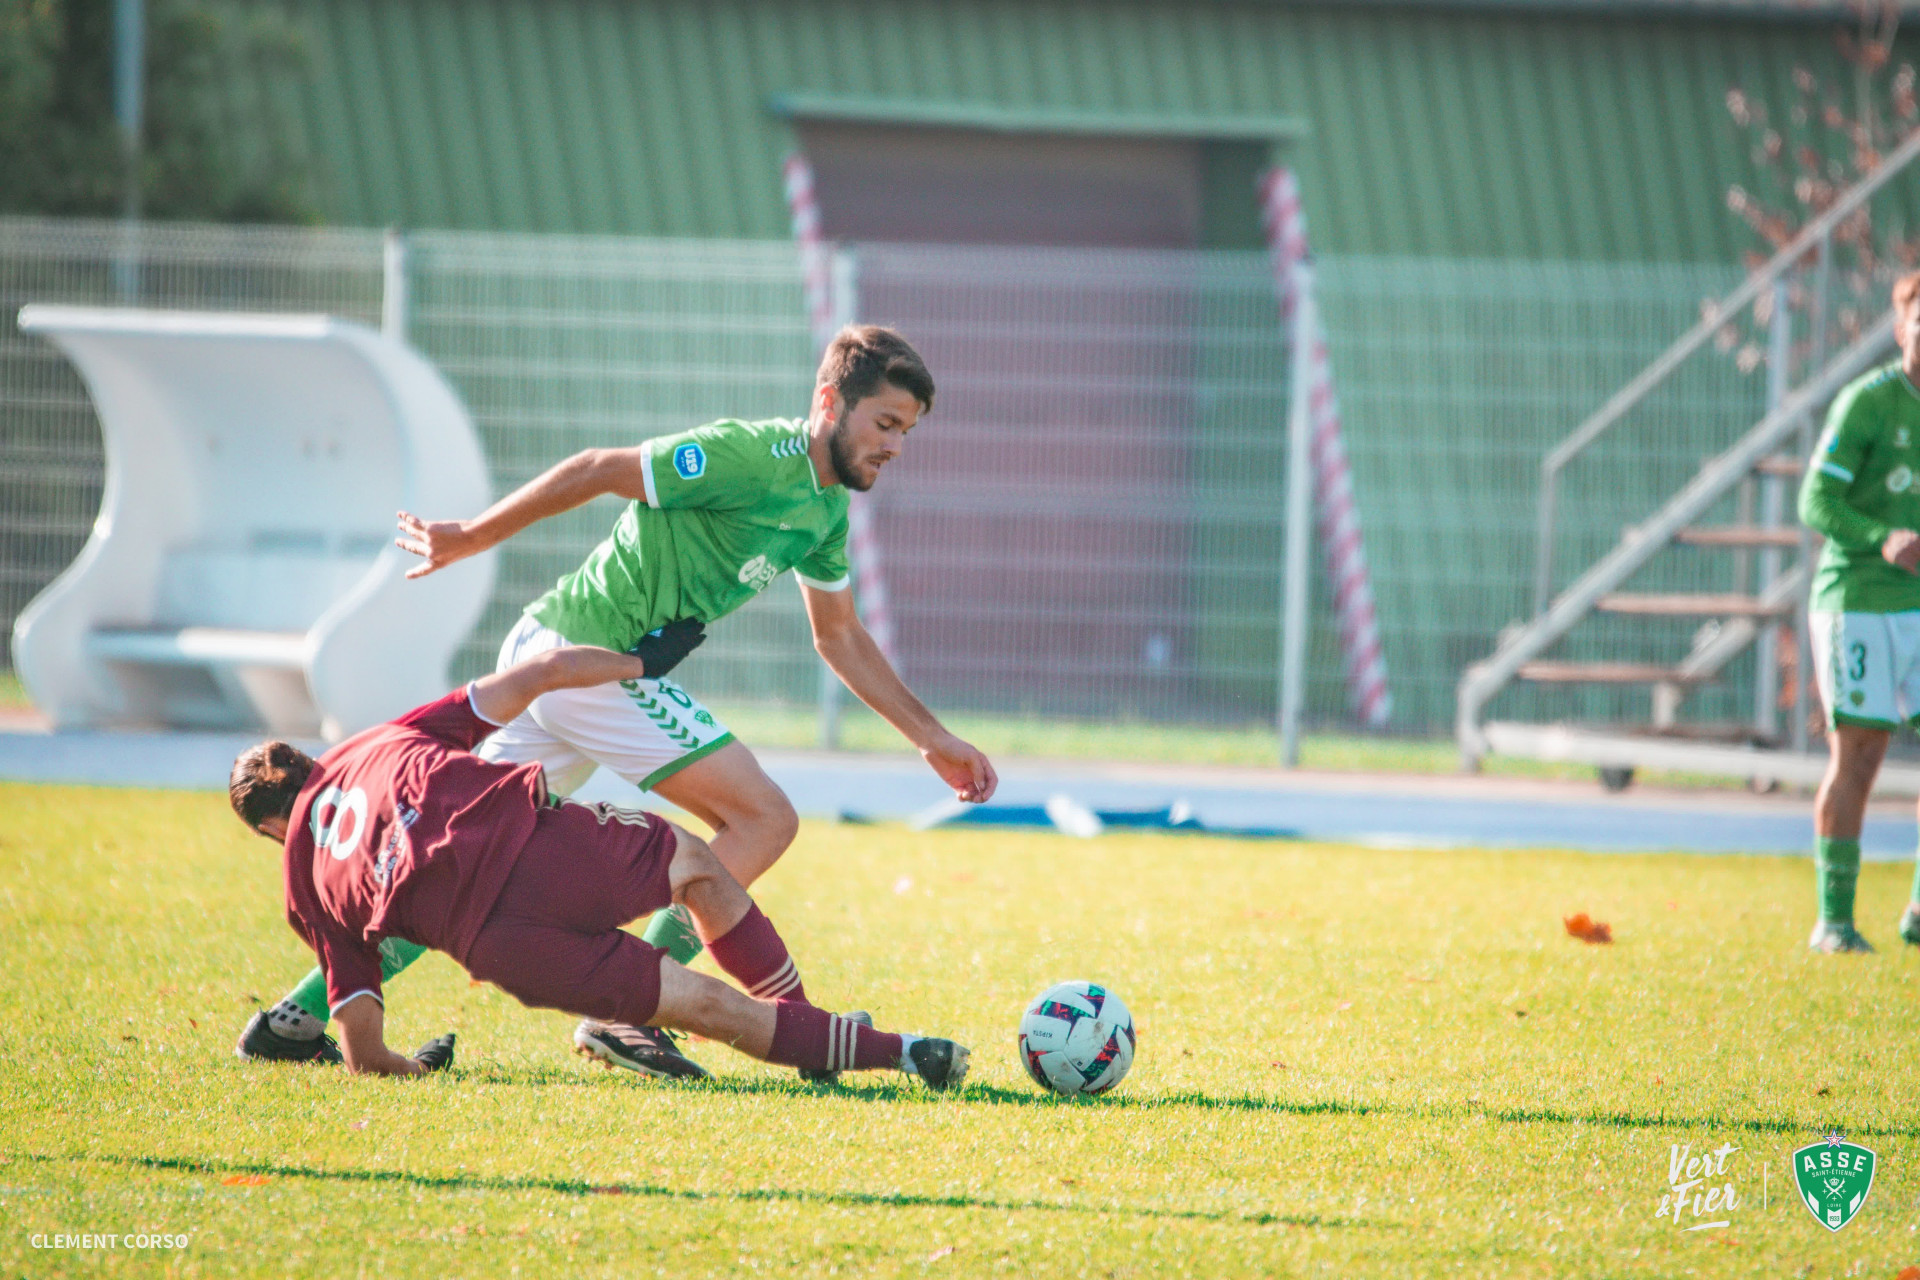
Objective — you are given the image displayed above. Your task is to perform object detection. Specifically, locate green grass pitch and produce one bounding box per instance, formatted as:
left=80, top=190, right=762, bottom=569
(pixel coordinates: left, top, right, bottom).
left=3, top=779, right=1920, bottom=1277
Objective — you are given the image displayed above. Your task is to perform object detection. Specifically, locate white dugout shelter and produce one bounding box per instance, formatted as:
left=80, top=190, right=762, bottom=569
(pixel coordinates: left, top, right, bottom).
left=13, top=306, right=495, bottom=741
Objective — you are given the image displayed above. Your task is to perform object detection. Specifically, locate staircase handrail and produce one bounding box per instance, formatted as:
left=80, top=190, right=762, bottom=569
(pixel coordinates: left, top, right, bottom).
left=1463, top=315, right=1898, bottom=758
left=1531, top=125, right=1920, bottom=614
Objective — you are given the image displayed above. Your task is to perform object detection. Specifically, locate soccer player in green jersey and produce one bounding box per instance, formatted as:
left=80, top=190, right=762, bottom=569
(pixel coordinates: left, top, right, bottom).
left=1798, top=270, right=1920, bottom=954
left=236, top=325, right=998, bottom=1076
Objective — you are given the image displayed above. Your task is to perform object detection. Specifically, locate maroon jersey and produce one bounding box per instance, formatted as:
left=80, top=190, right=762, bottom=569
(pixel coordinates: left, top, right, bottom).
left=283, top=686, right=547, bottom=1013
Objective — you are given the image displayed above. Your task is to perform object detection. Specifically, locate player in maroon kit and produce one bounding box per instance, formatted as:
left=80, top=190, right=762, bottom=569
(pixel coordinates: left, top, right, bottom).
left=227, top=643, right=969, bottom=1086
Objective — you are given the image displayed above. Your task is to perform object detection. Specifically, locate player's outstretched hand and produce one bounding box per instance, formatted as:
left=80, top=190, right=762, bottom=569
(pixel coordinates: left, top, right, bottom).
left=923, top=733, right=998, bottom=804
left=627, top=618, right=706, bottom=679
left=395, top=511, right=483, bottom=580
left=412, top=1033, right=456, bottom=1073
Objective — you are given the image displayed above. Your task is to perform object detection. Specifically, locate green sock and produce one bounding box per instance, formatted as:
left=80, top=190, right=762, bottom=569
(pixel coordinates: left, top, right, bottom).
left=378, top=937, right=427, bottom=982
left=284, top=966, right=330, bottom=1023
left=641, top=905, right=704, bottom=965
left=1816, top=836, right=1862, bottom=925
left=279, top=938, right=428, bottom=1026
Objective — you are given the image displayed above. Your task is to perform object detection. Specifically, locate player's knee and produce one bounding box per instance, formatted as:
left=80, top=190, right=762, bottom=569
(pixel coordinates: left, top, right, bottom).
left=666, top=822, right=727, bottom=896
left=737, top=789, right=798, bottom=856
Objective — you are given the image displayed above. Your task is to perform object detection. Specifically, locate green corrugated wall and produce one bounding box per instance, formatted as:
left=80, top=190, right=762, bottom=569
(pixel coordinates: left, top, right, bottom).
left=236, top=0, right=1915, bottom=261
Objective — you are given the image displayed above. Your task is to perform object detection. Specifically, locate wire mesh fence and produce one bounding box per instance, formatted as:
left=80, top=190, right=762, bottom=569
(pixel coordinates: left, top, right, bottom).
left=0, top=215, right=1753, bottom=737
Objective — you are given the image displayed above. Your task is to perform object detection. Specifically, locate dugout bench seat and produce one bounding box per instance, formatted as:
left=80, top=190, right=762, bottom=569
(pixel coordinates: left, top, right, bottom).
left=12, top=306, right=495, bottom=740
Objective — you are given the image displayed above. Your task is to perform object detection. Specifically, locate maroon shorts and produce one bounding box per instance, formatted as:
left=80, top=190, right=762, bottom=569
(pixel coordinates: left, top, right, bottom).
left=463, top=800, right=679, bottom=1028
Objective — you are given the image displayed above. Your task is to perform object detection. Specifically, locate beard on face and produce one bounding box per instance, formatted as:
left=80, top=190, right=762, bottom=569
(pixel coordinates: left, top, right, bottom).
left=827, top=410, right=874, bottom=492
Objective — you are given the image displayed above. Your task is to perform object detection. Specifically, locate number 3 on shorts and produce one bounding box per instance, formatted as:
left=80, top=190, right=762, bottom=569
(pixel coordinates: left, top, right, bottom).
left=1810, top=610, right=1920, bottom=729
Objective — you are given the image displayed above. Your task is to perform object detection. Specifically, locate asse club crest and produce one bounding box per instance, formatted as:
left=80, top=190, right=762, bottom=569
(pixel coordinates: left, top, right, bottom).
left=1792, top=1134, right=1877, bottom=1231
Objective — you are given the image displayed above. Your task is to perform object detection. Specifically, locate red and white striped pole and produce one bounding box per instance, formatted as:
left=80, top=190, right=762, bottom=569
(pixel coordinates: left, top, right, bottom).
left=782, top=153, right=896, bottom=664
left=1259, top=168, right=1392, bottom=729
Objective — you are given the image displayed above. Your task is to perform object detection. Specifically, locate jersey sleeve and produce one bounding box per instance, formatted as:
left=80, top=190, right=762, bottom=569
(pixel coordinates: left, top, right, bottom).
left=1799, top=383, right=1895, bottom=551
left=391, top=687, right=497, bottom=751
left=795, top=511, right=851, bottom=591
left=284, top=869, right=384, bottom=1015
left=640, top=423, right=771, bottom=512
left=315, top=921, right=385, bottom=1015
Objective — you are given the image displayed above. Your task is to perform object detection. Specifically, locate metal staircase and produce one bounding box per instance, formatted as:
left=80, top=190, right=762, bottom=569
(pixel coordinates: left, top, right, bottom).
left=1456, top=128, right=1920, bottom=791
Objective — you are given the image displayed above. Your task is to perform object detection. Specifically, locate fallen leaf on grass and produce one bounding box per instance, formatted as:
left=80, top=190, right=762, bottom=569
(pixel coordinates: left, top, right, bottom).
left=188, top=1020, right=198, bottom=1030
left=348, top=1121, right=367, bottom=1131
left=221, top=1174, right=269, bottom=1187
left=590, top=1186, right=626, bottom=1196
left=928, top=1246, right=955, bottom=1262
left=1563, top=913, right=1613, bottom=944
left=1334, top=1001, right=1353, bottom=1012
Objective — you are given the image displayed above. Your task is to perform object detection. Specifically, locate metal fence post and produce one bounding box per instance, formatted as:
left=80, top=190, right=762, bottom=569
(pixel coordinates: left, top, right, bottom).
left=1754, top=278, right=1790, bottom=736
left=112, top=0, right=144, bottom=302
left=1278, top=262, right=1315, bottom=766
left=816, top=245, right=858, bottom=749
left=382, top=229, right=409, bottom=343
left=1792, top=233, right=1834, bottom=756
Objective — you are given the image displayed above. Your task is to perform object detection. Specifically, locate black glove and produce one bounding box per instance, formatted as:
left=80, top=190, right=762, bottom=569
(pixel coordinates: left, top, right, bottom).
left=412, top=1033, right=456, bottom=1073
left=627, top=618, right=706, bottom=679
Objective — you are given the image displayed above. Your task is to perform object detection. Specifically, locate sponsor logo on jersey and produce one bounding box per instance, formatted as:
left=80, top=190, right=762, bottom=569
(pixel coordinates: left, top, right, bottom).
left=1793, top=1134, right=1876, bottom=1231
left=374, top=800, right=421, bottom=885
left=737, top=554, right=778, bottom=590
left=1888, top=464, right=1913, bottom=493
left=673, top=442, right=707, bottom=479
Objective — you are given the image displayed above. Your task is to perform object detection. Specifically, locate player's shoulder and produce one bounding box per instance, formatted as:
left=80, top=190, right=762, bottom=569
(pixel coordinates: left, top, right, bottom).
left=663, top=417, right=805, bottom=469
left=676, top=416, right=803, bottom=444
left=1837, top=362, right=1912, bottom=411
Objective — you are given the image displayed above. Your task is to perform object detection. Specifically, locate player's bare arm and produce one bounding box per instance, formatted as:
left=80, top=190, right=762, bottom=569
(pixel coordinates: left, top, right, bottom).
left=467, top=645, right=653, bottom=726
left=395, top=446, right=652, bottom=579
left=331, top=994, right=434, bottom=1077
left=801, top=582, right=997, bottom=803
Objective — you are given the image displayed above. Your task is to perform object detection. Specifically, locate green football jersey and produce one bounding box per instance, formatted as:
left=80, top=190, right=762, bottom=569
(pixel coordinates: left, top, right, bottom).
left=528, top=417, right=850, bottom=651
left=1800, top=362, right=1920, bottom=613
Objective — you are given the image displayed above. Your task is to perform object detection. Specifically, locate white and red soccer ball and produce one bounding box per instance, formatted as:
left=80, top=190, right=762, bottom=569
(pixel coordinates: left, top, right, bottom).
left=1017, top=980, right=1134, bottom=1097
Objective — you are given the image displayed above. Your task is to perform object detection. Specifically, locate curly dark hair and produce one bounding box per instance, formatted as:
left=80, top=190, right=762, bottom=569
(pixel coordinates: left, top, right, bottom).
left=229, top=740, right=317, bottom=831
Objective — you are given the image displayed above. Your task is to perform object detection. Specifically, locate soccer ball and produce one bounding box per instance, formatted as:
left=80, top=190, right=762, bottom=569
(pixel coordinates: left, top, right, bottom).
left=1017, top=980, right=1135, bottom=1096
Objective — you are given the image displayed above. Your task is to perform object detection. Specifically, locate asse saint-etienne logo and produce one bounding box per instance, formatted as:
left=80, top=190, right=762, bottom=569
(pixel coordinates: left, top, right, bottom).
left=1792, top=1133, right=1876, bottom=1231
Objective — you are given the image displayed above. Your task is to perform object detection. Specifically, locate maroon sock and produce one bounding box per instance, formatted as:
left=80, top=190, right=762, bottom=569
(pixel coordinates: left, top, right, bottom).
left=706, top=902, right=806, bottom=1003
left=767, top=1002, right=903, bottom=1072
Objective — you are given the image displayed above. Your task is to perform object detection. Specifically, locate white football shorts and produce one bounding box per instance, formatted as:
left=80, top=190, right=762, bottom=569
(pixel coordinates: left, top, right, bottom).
left=474, top=614, right=735, bottom=795
left=1810, top=609, right=1920, bottom=730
